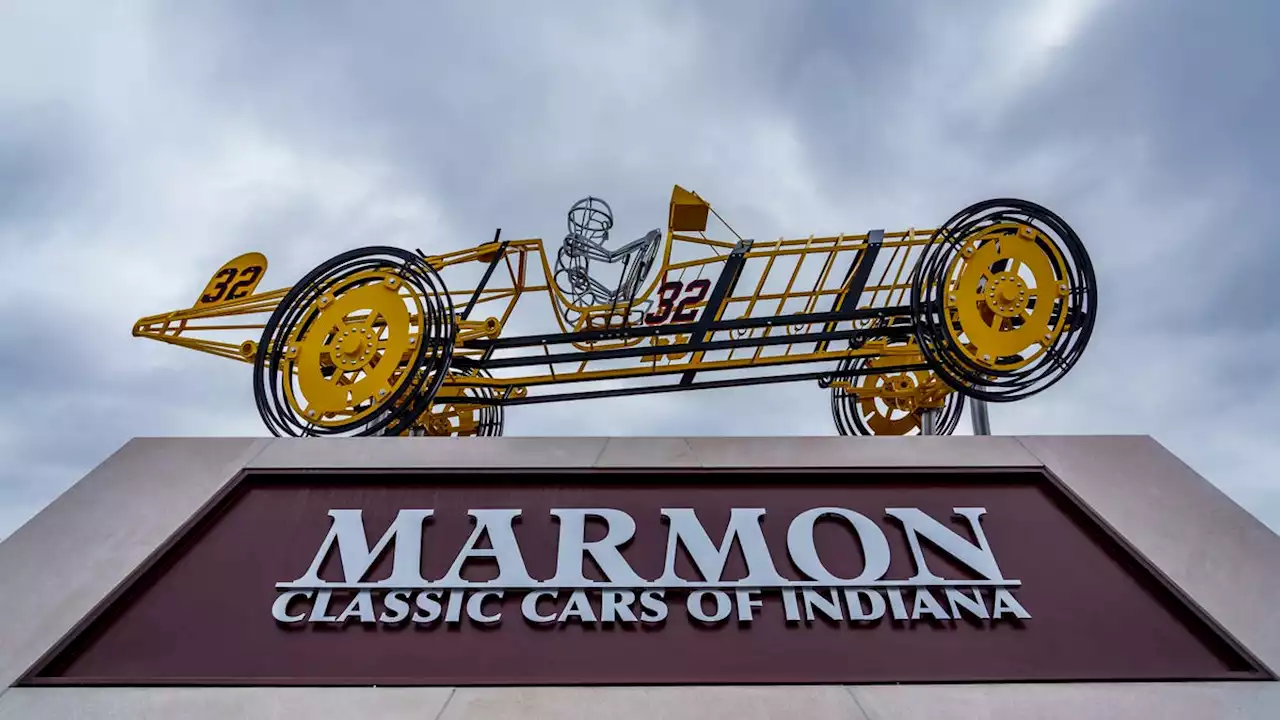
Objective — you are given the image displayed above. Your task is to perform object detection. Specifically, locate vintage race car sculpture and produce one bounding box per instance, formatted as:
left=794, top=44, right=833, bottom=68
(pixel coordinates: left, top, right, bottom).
left=132, top=185, right=1097, bottom=437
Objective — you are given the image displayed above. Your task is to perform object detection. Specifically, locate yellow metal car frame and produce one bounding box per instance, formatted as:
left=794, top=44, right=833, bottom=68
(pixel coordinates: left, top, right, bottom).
left=133, top=185, right=1097, bottom=438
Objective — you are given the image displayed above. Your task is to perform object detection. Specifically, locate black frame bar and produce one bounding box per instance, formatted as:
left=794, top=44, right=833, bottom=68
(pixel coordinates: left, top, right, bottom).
left=476, top=321, right=911, bottom=372
left=479, top=361, right=933, bottom=406
left=818, top=228, right=882, bottom=353
left=445, top=231, right=922, bottom=406
left=458, top=230, right=508, bottom=322
left=679, top=238, right=753, bottom=386
left=463, top=304, right=912, bottom=352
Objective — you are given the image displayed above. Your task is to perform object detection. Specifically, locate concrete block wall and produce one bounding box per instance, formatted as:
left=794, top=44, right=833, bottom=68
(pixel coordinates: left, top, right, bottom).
left=1, top=436, right=1277, bottom=718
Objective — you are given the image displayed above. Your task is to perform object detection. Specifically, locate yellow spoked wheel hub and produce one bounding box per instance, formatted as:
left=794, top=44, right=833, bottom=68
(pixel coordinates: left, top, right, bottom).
left=852, top=355, right=948, bottom=435
left=944, top=223, right=1070, bottom=371
left=403, top=371, right=512, bottom=437
left=283, top=271, right=423, bottom=427
left=879, top=373, right=924, bottom=412
left=419, top=384, right=484, bottom=436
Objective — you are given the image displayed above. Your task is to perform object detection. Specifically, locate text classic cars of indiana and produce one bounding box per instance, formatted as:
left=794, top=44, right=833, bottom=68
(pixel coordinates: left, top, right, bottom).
left=271, top=505, right=1032, bottom=628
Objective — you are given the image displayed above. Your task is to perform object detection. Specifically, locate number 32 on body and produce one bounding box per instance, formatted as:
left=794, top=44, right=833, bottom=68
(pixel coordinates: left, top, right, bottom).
left=644, top=279, right=711, bottom=325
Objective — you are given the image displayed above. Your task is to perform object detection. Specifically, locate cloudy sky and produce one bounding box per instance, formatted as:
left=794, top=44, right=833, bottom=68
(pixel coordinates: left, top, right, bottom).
left=1, top=0, right=1277, bottom=540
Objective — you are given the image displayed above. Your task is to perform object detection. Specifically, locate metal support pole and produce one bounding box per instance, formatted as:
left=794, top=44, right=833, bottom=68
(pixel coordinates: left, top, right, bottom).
left=969, top=397, right=991, bottom=435
left=920, top=409, right=937, bottom=436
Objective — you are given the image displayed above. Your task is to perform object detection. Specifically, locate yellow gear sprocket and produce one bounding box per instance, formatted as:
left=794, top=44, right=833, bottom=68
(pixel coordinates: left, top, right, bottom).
left=829, top=349, right=960, bottom=436
left=405, top=368, right=505, bottom=437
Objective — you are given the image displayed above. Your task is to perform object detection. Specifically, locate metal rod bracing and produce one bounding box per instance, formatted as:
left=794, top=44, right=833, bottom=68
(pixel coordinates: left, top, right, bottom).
left=458, top=232, right=507, bottom=321
left=463, top=304, right=915, bottom=352
left=680, top=239, right=753, bottom=386
left=467, top=362, right=934, bottom=406
left=457, top=327, right=918, bottom=397
left=474, top=321, right=915, bottom=372
left=920, top=409, right=937, bottom=436
left=818, top=229, right=883, bottom=353
left=969, top=397, right=992, bottom=435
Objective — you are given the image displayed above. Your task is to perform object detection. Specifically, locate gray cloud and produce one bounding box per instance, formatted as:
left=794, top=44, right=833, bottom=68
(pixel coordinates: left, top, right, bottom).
left=0, top=0, right=1277, bottom=540
left=0, top=103, right=92, bottom=228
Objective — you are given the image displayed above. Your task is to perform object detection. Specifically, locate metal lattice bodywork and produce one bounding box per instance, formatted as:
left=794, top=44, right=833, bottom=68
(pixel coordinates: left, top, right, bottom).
left=132, top=185, right=1097, bottom=437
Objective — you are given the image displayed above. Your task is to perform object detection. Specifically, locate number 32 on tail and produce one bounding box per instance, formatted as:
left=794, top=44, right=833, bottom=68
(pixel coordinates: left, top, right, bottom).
left=196, top=252, right=268, bottom=307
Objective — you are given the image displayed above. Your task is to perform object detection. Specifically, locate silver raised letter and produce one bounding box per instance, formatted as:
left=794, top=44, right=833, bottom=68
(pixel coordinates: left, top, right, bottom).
left=336, top=590, right=376, bottom=623
left=886, top=589, right=909, bottom=620
left=639, top=590, right=668, bottom=622
left=309, top=589, right=339, bottom=622
left=910, top=589, right=950, bottom=620
left=380, top=590, right=411, bottom=623
left=293, top=509, right=433, bottom=586
left=787, top=507, right=890, bottom=582
left=687, top=590, right=732, bottom=623
left=441, top=509, right=535, bottom=586
left=601, top=590, right=639, bottom=623
left=945, top=588, right=990, bottom=619
left=735, top=589, right=762, bottom=622
left=413, top=590, right=442, bottom=623
left=844, top=589, right=885, bottom=621
left=445, top=590, right=464, bottom=623
left=272, top=590, right=312, bottom=623
left=885, top=507, right=1005, bottom=582
left=549, top=508, right=645, bottom=585
left=558, top=590, right=598, bottom=623
left=802, top=589, right=843, bottom=621
left=522, top=591, right=559, bottom=623
left=657, top=508, right=785, bottom=585
left=781, top=588, right=801, bottom=621
left=993, top=589, right=1031, bottom=619
left=466, top=590, right=504, bottom=624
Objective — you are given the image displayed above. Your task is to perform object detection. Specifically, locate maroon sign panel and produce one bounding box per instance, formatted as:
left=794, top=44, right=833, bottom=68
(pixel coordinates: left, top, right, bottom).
left=26, top=470, right=1264, bottom=686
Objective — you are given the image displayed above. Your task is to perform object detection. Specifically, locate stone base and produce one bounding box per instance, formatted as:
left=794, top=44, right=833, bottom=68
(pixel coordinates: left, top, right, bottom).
left=1, top=436, right=1277, bottom=718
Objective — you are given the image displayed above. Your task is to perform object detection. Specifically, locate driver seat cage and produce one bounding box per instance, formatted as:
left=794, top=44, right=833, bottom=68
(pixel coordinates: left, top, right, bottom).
left=553, top=194, right=664, bottom=322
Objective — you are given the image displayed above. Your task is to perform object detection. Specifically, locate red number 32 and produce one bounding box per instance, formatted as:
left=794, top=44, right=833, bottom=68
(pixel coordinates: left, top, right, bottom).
left=644, top=279, right=711, bottom=325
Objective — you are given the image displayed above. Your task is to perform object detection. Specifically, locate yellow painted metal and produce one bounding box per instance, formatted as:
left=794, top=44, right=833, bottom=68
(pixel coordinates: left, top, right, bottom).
left=943, top=223, right=1070, bottom=371
left=414, top=384, right=483, bottom=436
left=132, top=184, right=966, bottom=420
left=838, top=351, right=950, bottom=435
left=640, top=334, right=692, bottom=363
left=284, top=270, right=423, bottom=427
left=400, top=368, right=519, bottom=436
left=422, top=241, right=506, bottom=272
left=133, top=285, right=289, bottom=363
left=456, top=317, right=503, bottom=343
left=668, top=185, right=710, bottom=232
left=195, top=252, right=268, bottom=308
